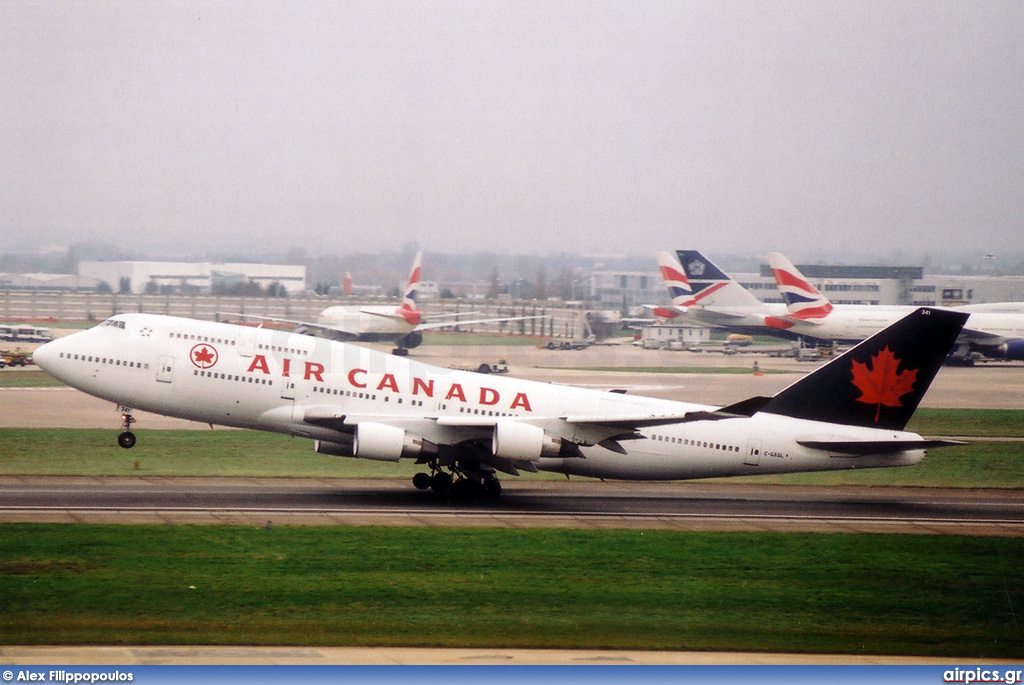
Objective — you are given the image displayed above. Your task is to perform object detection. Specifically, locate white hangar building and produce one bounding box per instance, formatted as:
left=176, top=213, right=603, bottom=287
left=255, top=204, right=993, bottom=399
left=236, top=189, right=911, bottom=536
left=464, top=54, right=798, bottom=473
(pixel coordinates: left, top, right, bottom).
left=78, top=261, right=307, bottom=295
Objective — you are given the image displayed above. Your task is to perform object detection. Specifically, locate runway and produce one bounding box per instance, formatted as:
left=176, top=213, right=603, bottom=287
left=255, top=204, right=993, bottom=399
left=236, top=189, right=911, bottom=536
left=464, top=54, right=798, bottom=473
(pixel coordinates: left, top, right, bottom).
left=2, top=477, right=1021, bottom=535
left=2, top=344, right=1021, bottom=537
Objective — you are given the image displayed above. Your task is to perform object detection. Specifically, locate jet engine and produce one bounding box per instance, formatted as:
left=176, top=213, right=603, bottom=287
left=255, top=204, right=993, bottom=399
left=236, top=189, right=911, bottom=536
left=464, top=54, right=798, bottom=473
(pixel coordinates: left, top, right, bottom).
left=491, top=421, right=563, bottom=460
left=314, top=437, right=355, bottom=458
left=997, top=339, right=1024, bottom=361
left=353, top=422, right=437, bottom=462
left=396, top=331, right=424, bottom=350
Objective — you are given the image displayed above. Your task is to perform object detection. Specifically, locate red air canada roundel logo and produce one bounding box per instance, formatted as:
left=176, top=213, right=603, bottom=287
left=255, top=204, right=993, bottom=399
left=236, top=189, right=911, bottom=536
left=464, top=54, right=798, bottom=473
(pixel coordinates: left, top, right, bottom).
left=190, top=344, right=218, bottom=369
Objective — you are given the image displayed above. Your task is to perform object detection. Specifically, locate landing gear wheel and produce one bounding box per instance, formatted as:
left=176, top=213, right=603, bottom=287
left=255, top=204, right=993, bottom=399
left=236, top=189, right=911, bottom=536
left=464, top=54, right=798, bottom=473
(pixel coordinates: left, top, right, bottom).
left=412, top=472, right=432, bottom=490
left=430, top=471, right=452, bottom=496
left=117, top=431, right=136, bottom=449
left=449, top=478, right=480, bottom=503
left=482, top=477, right=502, bottom=500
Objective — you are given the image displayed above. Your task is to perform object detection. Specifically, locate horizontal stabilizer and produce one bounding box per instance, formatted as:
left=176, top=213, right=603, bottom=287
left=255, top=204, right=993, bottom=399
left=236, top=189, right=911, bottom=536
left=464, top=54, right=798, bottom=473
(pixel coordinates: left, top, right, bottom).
left=797, top=438, right=965, bottom=455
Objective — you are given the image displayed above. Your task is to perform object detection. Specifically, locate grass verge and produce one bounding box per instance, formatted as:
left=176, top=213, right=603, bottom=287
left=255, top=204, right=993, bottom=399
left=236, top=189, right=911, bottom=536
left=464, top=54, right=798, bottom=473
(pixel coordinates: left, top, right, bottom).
left=0, top=370, right=64, bottom=387
left=0, top=524, right=1020, bottom=657
left=0, top=413, right=1021, bottom=487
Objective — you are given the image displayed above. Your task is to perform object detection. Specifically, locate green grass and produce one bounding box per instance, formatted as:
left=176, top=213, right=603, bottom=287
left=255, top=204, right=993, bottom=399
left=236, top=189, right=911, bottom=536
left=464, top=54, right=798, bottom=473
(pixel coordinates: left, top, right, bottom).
left=0, top=369, right=64, bottom=387
left=908, top=408, right=1024, bottom=437
left=0, top=425, right=1021, bottom=487
left=0, top=429, right=421, bottom=479
left=0, top=524, right=1020, bottom=657
left=714, top=441, right=1024, bottom=488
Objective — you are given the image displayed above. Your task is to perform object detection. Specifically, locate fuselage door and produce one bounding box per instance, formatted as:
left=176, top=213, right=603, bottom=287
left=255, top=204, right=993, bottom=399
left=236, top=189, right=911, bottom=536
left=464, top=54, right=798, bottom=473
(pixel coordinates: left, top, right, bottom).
left=280, top=378, right=296, bottom=400
left=238, top=329, right=255, bottom=358
left=157, top=355, right=174, bottom=384
left=744, top=438, right=762, bottom=467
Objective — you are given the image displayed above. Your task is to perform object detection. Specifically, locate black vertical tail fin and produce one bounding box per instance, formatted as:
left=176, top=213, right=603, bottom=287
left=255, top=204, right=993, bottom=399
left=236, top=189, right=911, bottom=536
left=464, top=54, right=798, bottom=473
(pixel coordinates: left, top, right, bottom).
left=760, top=308, right=968, bottom=430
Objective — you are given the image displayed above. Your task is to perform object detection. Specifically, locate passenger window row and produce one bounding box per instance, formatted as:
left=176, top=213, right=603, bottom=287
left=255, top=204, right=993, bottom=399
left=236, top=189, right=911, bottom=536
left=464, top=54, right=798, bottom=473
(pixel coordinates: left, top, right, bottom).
left=170, top=331, right=235, bottom=345
left=651, top=433, right=740, bottom=452
left=194, top=369, right=272, bottom=385
left=58, top=352, right=149, bottom=370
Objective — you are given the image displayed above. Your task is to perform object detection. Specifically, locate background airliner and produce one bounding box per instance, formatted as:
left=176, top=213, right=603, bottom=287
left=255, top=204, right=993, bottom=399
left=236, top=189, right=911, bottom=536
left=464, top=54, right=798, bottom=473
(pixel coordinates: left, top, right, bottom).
left=767, top=252, right=1024, bottom=361
left=653, top=250, right=1024, bottom=362
left=34, top=307, right=967, bottom=500
left=649, top=251, right=785, bottom=331
left=234, top=252, right=539, bottom=355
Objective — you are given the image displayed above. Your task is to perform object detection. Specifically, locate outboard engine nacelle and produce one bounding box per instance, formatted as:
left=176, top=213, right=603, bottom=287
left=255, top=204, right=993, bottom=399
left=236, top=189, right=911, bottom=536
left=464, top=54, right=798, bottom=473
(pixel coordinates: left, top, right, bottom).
left=997, top=339, right=1024, bottom=361
left=492, top=421, right=563, bottom=460
left=314, top=437, right=355, bottom=458
left=353, top=422, right=437, bottom=462
left=396, top=331, right=424, bottom=350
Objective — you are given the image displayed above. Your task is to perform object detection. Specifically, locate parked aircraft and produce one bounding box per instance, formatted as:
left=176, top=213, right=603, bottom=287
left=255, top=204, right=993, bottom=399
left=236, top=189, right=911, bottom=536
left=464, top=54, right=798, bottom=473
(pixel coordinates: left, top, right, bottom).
left=649, top=251, right=784, bottom=331
left=34, top=307, right=967, bottom=499
left=767, top=252, right=1024, bottom=361
left=234, top=252, right=539, bottom=355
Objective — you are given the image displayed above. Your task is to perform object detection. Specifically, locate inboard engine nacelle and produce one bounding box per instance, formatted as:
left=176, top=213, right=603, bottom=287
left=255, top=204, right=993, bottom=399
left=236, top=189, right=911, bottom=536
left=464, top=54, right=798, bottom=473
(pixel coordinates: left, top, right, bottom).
left=491, top=421, right=563, bottom=461
left=316, top=423, right=438, bottom=462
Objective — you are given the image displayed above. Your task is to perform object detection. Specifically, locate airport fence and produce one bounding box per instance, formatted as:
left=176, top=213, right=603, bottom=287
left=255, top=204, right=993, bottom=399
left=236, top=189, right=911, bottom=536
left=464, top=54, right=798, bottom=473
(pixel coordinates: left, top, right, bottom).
left=0, top=291, right=585, bottom=339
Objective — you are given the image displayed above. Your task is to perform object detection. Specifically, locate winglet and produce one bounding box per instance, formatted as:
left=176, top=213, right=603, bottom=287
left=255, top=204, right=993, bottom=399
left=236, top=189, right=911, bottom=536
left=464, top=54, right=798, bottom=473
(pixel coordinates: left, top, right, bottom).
left=759, top=307, right=968, bottom=430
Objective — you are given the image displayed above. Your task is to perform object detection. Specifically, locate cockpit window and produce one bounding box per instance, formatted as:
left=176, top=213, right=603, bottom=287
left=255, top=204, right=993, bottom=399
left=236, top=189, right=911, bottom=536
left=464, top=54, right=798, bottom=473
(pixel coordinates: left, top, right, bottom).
left=101, top=319, right=126, bottom=329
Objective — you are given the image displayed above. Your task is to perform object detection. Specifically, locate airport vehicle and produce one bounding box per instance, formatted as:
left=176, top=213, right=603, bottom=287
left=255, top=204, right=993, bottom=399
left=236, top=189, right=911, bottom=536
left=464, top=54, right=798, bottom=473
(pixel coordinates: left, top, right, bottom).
left=34, top=307, right=967, bottom=499
left=1, top=348, right=33, bottom=367
left=724, top=334, right=754, bottom=347
left=767, top=252, right=1024, bottom=361
left=0, top=325, right=53, bottom=343
left=233, top=252, right=539, bottom=355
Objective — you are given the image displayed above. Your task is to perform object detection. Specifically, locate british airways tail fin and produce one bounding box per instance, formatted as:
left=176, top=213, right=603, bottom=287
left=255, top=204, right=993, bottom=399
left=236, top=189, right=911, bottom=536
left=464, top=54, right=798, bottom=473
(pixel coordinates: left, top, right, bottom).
left=676, top=250, right=765, bottom=308
left=766, top=252, right=833, bottom=320
left=396, top=252, right=423, bottom=325
left=656, top=251, right=694, bottom=308
left=759, top=308, right=968, bottom=430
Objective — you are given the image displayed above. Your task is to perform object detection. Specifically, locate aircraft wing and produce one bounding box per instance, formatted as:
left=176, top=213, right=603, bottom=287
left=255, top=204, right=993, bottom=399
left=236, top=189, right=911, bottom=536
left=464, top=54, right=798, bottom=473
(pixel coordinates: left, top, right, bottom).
left=300, top=403, right=750, bottom=461
left=411, top=314, right=545, bottom=331
left=957, top=327, right=1003, bottom=342
left=219, top=313, right=360, bottom=340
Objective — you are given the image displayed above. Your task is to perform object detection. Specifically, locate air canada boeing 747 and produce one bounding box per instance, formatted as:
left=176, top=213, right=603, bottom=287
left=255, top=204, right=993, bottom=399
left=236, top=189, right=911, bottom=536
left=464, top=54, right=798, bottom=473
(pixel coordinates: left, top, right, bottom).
left=34, top=308, right=967, bottom=499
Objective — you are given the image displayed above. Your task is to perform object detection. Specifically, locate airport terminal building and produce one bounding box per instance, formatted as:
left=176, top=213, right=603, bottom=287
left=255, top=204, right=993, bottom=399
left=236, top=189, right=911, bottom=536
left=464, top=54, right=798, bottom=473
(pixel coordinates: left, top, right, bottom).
left=78, top=261, right=307, bottom=295
left=592, top=263, right=1024, bottom=311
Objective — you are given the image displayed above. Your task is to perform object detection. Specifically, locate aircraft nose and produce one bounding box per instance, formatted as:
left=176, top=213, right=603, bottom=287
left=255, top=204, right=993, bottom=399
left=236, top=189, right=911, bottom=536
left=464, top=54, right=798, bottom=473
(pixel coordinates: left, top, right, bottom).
left=32, top=337, right=61, bottom=375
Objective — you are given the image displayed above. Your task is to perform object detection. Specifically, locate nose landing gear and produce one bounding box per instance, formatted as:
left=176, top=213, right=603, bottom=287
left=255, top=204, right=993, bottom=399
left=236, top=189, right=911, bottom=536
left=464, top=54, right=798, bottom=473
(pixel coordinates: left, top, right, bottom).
left=117, top=411, right=137, bottom=449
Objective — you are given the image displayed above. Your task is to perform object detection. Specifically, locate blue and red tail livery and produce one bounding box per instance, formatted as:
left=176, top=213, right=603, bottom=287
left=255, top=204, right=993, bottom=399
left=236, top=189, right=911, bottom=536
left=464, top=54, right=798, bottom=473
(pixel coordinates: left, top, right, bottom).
left=767, top=252, right=834, bottom=321
left=656, top=251, right=695, bottom=308
left=396, top=252, right=423, bottom=326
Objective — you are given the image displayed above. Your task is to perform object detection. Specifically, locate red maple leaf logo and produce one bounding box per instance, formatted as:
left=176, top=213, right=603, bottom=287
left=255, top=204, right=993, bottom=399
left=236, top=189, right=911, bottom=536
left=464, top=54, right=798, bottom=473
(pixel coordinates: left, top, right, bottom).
left=190, top=344, right=218, bottom=369
left=850, top=346, right=918, bottom=422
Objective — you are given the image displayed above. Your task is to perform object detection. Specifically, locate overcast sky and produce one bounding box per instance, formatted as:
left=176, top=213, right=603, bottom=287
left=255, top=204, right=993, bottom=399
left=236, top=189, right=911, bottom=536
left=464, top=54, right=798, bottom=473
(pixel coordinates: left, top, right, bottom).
left=2, top=1, right=1023, bottom=262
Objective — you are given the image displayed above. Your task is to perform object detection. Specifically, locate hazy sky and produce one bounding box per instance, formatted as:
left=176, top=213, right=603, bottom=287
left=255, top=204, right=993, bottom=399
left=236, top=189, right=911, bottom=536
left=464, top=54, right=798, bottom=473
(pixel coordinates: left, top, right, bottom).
left=3, top=1, right=1023, bottom=260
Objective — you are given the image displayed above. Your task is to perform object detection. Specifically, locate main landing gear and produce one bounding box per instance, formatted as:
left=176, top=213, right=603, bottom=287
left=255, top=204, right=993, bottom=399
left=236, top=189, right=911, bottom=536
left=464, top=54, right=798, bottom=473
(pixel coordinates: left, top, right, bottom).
left=412, top=462, right=502, bottom=503
left=117, top=411, right=137, bottom=449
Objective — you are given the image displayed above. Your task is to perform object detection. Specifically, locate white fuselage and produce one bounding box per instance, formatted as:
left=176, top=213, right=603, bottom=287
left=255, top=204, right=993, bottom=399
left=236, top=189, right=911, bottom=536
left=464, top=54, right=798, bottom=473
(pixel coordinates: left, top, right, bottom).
left=316, top=305, right=414, bottom=338
left=775, top=305, right=1024, bottom=348
left=34, top=314, right=927, bottom=481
